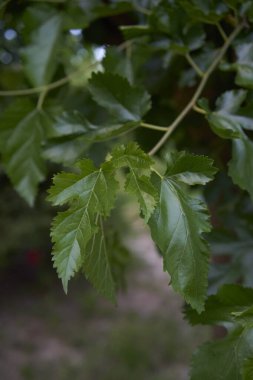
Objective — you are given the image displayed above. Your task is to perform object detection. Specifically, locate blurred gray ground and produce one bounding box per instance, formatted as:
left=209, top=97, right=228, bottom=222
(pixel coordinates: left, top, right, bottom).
left=0, top=213, right=209, bottom=380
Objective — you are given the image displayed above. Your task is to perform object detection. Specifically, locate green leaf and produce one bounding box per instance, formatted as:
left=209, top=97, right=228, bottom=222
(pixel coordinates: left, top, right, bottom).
left=48, top=159, right=118, bottom=217
left=149, top=2, right=206, bottom=53
left=190, top=327, right=253, bottom=380
left=207, top=90, right=253, bottom=139
left=51, top=205, right=97, bottom=293
left=243, top=358, right=253, bottom=380
left=1, top=106, right=48, bottom=205
left=166, top=151, right=217, bottom=185
left=43, top=136, right=90, bottom=166
left=228, top=132, right=253, bottom=200
left=207, top=90, right=253, bottom=199
left=185, top=284, right=253, bottom=326
left=109, top=142, right=157, bottom=221
left=21, top=14, right=62, bottom=86
left=223, top=43, right=253, bottom=89
left=125, top=172, right=157, bottom=222
left=48, top=158, right=119, bottom=293
left=108, top=232, right=131, bottom=290
left=149, top=151, right=216, bottom=312
left=120, top=25, right=151, bottom=40
left=103, top=47, right=134, bottom=84
left=46, top=110, right=139, bottom=142
left=109, top=142, right=154, bottom=170
left=178, top=0, right=229, bottom=24
left=88, top=73, right=151, bottom=122
left=0, top=99, right=33, bottom=152
left=84, top=219, right=116, bottom=302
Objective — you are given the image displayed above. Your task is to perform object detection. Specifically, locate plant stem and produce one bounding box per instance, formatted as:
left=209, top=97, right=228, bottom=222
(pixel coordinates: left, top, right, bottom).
left=185, top=53, right=204, bottom=77
left=216, top=22, right=228, bottom=42
left=37, top=90, right=47, bottom=110
left=193, top=104, right=207, bottom=115
left=0, top=62, right=97, bottom=97
left=141, top=122, right=169, bottom=132
left=148, top=22, right=244, bottom=156
left=151, top=167, right=163, bottom=179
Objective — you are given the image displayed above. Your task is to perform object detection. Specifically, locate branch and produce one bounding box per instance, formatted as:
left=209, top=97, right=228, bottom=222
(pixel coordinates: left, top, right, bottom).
left=216, top=22, right=228, bottom=42
left=140, top=122, right=168, bottom=132
left=148, top=22, right=244, bottom=156
left=0, top=62, right=97, bottom=97
left=185, top=53, right=204, bottom=77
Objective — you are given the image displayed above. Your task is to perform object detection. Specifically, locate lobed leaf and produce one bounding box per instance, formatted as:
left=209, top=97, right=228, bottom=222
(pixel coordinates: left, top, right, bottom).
left=48, top=156, right=119, bottom=295
left=51, top=205, right=97, bottom=292
left=125, top=172, right=158, bottom=222
left=149, top=151, right=217, bottom=312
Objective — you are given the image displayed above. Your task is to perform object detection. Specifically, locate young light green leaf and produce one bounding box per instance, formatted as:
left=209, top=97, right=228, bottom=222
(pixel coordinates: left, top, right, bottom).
left=125, top=172, right=158, bottom=222
left=1, top=107, right=49, bottom=205
left=48, top=158, right=119, bottom=292
left=51, top=205, right=97, bottom=293
left=109, top=142, right=154, bottom=170
left=149, top=152, right=216, bottom=312
left=88, top=73, right=151, bottom=122
left=190, top=327, right=253, bottom=380
left=109, top=142, right=157, bottom=221
left=21, top=14, right=62, bottom=86
left=83, top=219, right=116, bottom=302
left=48, top=159, right=118, bottom=217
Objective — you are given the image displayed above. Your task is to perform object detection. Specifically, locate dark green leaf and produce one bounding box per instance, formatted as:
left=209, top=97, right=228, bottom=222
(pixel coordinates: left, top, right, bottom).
left=224, top=43, right=253, bottom=89
left=149, top=152, right=216, bottom=312
left=21, top=14, right=62, bottom=86
left=166, top=151, right=217, bottom=185
left=185, top=284, right=253, bottom=326
left=207, top=90, right=253, bottom=139
left=103, top=47, right=134, bottom=84
left=84, top=220, right=116, bottom=302
left=46, top=109, right=139, bottom=142
left=207, top=90, right=253, bottom=199
left=228, top=132, right=253, bottom=200
left=191, top=327, right=253, bottom=380
left=1, top=105, right=49, bottom=205
left=88, top=73, right=151, bottom=122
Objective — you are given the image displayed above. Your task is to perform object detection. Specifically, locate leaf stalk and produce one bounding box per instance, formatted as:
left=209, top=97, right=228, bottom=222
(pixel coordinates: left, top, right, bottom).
left=148, top=21, right=245, bottom=156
